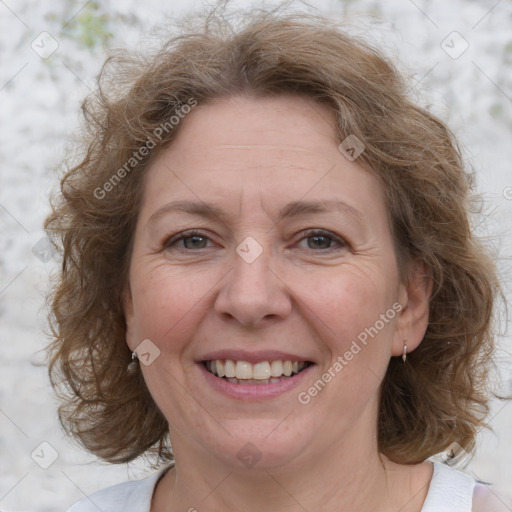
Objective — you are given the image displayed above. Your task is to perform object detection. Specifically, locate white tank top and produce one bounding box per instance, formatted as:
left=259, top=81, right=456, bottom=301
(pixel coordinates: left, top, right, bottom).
left=67, top=461, right=477, bottom=511
left=421, top=461, right=476, bottom=511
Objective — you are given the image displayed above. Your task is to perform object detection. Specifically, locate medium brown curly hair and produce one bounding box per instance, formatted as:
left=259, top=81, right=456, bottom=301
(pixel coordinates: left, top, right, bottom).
left=45, top=5, right=503, bottom=466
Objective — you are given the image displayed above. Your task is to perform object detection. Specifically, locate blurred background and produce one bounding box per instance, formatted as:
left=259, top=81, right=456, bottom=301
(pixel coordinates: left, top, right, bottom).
left=0, top=0, right=511, bottom=510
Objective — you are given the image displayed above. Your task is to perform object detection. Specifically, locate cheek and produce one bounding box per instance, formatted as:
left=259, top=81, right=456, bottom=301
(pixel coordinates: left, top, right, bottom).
left=305, top=267, right=398, bottom=374
left=301, top=274, right=398, bottom=413
left=129, top=264, right=217, bottom=349
left=312, top=268, right=395, bottom=333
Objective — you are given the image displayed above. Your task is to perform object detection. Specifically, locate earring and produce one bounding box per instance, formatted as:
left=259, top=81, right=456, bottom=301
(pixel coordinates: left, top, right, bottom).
left=127, top=352, right=138, bottom=373
left=402, top=341, right=408, bottom=363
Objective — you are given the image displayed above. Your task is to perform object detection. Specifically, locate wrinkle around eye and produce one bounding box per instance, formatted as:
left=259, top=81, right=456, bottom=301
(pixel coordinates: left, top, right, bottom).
left=157, top=234, right=352, bottom=268
left=161, top=229, right=220, bottom=251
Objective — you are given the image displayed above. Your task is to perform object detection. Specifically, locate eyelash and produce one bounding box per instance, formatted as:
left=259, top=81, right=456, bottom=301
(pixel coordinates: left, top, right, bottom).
left=163, top=229, right=347, bottom=252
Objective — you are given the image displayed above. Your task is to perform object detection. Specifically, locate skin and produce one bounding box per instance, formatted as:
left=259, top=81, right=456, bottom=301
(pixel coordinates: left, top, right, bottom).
left=123, top=94, right=434, bottom=512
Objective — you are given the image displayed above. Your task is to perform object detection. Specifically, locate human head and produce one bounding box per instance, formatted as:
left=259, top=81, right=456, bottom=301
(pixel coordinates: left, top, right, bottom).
left=45, top=5, right=499, bottom=466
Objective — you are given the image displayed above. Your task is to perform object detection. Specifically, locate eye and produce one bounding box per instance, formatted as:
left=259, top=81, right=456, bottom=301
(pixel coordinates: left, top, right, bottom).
left=295, top=229, right=347, bottom=251
left=163, top=230, right=214, bottom=250
left=163, top=229, right=347, bottom=252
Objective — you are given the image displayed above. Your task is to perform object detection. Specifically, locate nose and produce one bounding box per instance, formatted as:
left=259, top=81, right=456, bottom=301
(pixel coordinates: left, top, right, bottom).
left=213, top=244, right=292, bottom=329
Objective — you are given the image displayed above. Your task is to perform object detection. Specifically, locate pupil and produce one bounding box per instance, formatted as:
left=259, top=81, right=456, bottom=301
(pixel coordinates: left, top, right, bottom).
left=309, top=236, right=330, bottom=249
left=185, top=236, right=206, bottom=249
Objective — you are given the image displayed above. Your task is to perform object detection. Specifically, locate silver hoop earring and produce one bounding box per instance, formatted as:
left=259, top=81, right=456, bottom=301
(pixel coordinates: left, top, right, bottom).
left=402, top=341, right=408, bottom=363
left=127, top=352, right=138, bottom=373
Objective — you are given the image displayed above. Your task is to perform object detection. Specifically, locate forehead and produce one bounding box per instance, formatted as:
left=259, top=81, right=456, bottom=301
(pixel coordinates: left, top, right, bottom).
left=139, top=94, right=387, bottom=224
left=161, top=94, right=339, bottom=159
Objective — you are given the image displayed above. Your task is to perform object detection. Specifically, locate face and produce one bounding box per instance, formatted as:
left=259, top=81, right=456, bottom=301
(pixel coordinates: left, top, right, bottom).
left=124, top=94, right=424, bottom=471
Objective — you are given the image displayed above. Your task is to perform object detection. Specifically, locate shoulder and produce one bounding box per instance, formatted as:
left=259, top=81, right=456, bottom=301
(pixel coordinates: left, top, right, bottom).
left=471, top=483, right=510, bottom=512
left=423, top=463, right=510, bottom=512
left=66, top=470, right=165, bottom=512
left=421, top=462, right=476, bottom=511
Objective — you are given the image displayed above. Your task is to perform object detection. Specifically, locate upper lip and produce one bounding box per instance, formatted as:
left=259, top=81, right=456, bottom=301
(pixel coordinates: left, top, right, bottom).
left=197, top=349, right=314, bottom=364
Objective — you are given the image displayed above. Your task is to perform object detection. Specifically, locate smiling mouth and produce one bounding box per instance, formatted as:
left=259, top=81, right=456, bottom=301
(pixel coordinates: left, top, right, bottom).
left=202, top=359, right=312, bottom=384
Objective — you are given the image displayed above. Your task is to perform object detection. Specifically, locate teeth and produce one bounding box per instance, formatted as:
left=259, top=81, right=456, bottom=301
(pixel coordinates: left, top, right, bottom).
left=225, top=359, right=236, bottom=378
left=219, top=377, right=288, bottom=384
left=252, top=361, right=271, bottom=380
left=205, top=359, right=308, bottom=380
left=270, top=360, right=283, bottom=377
left=235, top=361, right=252, bottom=379
left=216, top=360, right=225, bottom=378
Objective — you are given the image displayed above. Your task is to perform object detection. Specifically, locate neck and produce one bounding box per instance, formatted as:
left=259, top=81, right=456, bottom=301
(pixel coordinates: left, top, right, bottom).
left=153, top=420, right=431, bottom=512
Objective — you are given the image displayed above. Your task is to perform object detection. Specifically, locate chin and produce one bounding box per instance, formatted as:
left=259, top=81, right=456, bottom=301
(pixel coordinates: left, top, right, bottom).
left=201, top=418, right=313, bottom=471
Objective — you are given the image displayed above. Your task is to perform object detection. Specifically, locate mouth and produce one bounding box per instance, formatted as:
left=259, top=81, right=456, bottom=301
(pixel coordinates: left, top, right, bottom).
left=202, top=359, right=313, bottom=385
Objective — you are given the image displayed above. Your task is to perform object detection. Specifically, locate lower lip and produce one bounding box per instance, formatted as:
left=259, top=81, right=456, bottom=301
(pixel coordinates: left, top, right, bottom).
left=197, top=363, right=315, bottom=400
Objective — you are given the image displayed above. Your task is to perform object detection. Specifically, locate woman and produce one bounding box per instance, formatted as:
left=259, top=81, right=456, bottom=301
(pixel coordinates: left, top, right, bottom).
left=45, top=5, right=507, bottom=511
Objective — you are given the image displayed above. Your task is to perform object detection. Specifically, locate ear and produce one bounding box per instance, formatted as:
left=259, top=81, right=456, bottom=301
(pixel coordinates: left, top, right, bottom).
left=122, top=282, right=136, bottom=352
left=391, top=258, right=433, bottom=357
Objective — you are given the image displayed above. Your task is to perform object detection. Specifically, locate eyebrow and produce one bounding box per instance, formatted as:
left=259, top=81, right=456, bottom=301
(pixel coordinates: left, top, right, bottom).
left=147, top=199, right=363, bottom=226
